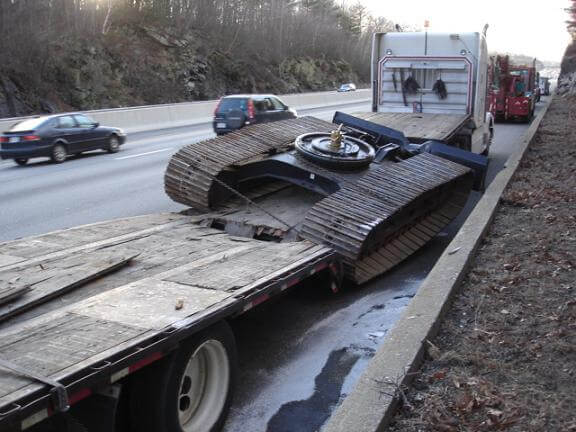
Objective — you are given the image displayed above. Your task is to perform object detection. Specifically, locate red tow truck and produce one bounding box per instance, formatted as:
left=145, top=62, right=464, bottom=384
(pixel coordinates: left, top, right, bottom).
left=491, top=55, right=536, bottom=123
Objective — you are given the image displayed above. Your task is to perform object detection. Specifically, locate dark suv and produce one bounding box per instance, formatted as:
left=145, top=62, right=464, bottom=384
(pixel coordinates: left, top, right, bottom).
left=212, top=94, right=297, bottom=135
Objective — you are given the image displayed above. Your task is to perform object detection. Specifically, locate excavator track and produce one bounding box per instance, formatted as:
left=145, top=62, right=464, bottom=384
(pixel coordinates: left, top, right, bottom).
left=165, top=117, right=473, bottom=283
left=300, top=153, right=471, bottom=283
left=165, top=117, right=335, bottom=210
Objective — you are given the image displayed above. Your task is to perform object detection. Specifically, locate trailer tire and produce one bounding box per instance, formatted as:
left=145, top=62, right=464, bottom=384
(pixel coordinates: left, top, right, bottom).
left=129, top=322, right=237, bottom=432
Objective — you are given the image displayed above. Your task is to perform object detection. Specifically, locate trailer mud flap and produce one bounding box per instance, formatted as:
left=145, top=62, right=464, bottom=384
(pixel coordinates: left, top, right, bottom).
left=423, top=141, right=489, bottom=191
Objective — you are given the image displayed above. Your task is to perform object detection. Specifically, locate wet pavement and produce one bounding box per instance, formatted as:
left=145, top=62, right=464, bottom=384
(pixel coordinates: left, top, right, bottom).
left=226, top=228, right=457, bottom=432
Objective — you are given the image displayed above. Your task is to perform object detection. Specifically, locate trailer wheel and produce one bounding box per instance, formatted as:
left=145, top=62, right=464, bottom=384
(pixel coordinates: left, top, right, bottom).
left=129, top=322, right=237, bottom=432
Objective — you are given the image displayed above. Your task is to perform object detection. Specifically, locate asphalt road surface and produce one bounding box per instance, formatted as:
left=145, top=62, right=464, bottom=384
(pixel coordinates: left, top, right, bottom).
left=0, top=97, right=548, bottom=431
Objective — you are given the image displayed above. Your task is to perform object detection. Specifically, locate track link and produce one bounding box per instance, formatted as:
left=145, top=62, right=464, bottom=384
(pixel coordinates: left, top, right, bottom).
left=299, top=153, right=472, bottom=282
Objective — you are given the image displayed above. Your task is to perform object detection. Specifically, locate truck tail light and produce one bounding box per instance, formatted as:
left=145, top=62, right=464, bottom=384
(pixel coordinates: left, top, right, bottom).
left=247, top=99, right=255, bottom=120
left=213, top=100, right=222, bottom=116
left=0, top=137, right=8, bottom=143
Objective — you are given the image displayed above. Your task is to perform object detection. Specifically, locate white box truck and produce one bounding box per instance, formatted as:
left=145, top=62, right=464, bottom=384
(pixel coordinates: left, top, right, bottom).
left=368, top=31, right=493, bottom=155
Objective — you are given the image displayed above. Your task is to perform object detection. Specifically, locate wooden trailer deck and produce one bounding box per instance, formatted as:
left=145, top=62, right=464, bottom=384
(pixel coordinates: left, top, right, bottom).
left=351, top=112, right=469, bottom=141
left=0, top=213, right=332, bottom=420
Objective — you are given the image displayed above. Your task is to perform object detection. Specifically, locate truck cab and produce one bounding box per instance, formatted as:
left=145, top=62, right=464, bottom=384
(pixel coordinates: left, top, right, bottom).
left=490, top=55, right=537, bottom=123
left=370, top=31, right=492, bottom=155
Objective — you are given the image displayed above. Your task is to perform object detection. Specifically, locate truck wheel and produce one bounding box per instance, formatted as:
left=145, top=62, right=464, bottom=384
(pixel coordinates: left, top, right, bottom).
left=14, top=158, right=28, bottom=166
left=129, top=322, right=237, bottom=432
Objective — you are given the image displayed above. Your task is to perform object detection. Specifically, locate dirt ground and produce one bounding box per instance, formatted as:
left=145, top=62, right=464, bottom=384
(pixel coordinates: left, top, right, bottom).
left=389, top=97, right=576, bottom=431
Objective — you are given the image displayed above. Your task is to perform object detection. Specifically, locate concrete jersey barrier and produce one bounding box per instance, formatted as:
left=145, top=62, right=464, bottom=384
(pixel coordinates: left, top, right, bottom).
left=0, top=89, right=371, bottom=134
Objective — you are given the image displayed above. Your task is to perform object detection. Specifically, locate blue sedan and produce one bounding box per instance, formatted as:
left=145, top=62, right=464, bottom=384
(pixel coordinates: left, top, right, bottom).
left=0, top=113, right=126, bottom=166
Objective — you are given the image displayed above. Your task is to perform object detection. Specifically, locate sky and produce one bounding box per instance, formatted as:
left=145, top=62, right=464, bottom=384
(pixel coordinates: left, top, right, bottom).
left=356, top=0, right=572, bottom=63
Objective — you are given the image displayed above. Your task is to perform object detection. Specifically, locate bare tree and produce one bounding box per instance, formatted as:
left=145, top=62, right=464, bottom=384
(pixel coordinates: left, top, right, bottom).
left=102, top=0, right=114, bottom=34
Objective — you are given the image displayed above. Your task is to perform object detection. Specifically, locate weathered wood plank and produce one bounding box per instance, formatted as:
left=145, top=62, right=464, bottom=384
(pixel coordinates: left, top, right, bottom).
left=165, top=242, right=325, bottom=292
left=0, top=254, right=26, bottom=267
left=0, top=229, right=263, bottom=326
left=0, top=313, right=148, bottom=403
left=351, top=112, right=468, bottom=141
left=0, top=213, right=192, bottom=272
left=73, top=280, right=232, bottom=330
left=0, top=250, right=138, bottom=323
left=228, top=244, right=331, bottom=296
left=0, top=285, right=31, bottom=306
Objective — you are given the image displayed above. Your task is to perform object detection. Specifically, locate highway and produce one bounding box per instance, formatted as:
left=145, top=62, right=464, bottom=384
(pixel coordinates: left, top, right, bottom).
left=0, top=97, right=548, bottom=432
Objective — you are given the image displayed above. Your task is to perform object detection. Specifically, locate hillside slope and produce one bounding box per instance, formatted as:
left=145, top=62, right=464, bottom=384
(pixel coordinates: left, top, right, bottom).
left=0, top=24, right=360, bottom=118
left=556, top=41, right=576, bottom=95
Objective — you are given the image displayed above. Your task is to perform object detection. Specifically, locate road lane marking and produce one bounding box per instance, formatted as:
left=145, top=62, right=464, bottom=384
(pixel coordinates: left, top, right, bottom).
left=115, top=148, right=171, bottom=160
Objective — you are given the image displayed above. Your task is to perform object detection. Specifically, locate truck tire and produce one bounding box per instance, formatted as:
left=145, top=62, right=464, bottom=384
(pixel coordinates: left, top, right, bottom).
left=129, top=322, right=237, bottom=432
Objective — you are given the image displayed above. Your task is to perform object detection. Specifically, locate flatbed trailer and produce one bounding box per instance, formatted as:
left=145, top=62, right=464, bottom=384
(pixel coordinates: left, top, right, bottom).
left=0, top=213, right=337, bottom=431
left=0, top=70, right=488, bottom=430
